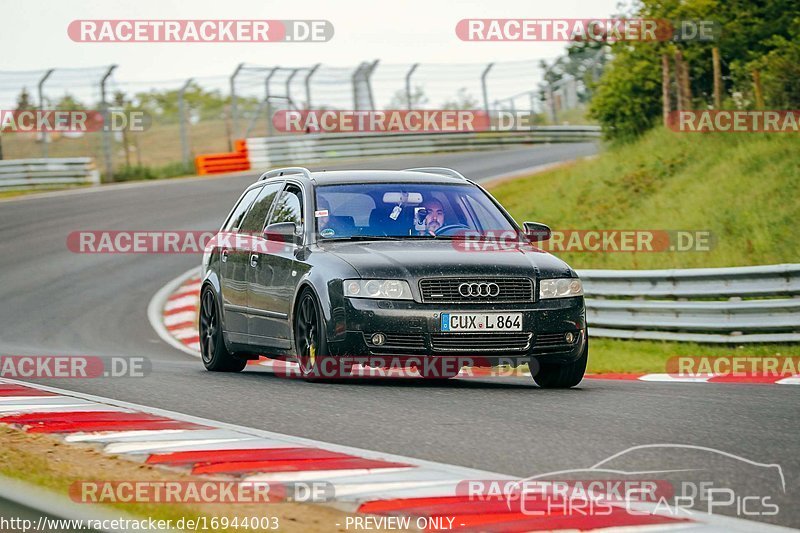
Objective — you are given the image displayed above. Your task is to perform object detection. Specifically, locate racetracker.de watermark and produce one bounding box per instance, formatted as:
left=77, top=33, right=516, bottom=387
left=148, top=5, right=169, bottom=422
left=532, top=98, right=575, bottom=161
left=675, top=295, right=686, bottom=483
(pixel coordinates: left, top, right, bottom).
left=70, top=480, right=334, bottom=504
left=0, top=356, right=150, bottom=378
left=666, top=356, right=800, bottom=378
left=273, top=109, right=491, bottom=133
left=0, top=110, right=149, bottom=133
left=668, top=110, right=800, bottom=133
left=66, top=231, right=297, bottom=254
left=455, top=19, right=719, bottom=42
left=68, top=20, right=333, bottom=42
left=451, top=230, right=714, bottom=253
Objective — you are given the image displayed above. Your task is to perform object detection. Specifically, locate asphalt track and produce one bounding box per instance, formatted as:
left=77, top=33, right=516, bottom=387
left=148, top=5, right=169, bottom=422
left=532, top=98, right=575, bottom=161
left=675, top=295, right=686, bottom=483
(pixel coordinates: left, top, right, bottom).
left=1, top=143, right=798, bottom=528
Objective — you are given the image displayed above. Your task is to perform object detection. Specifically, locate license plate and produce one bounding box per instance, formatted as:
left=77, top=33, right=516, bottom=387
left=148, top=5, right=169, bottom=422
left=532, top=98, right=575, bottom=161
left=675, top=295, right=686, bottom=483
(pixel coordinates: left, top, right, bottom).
left=440, top=313, right=522, bottom=332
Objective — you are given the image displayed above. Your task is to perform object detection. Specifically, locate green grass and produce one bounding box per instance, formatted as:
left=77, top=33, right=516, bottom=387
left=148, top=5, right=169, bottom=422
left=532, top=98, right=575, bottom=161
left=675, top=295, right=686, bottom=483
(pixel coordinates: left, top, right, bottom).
left=587, top=339, right=799, bottom=374
left=489, top=128, right=800, bottom=372
left=490, top=127, right=800, bottom=269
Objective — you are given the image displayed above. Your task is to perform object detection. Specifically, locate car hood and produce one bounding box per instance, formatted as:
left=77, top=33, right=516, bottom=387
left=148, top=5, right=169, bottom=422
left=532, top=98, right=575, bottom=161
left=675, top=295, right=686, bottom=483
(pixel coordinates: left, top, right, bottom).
left=322, top=240, right=575, bottom=280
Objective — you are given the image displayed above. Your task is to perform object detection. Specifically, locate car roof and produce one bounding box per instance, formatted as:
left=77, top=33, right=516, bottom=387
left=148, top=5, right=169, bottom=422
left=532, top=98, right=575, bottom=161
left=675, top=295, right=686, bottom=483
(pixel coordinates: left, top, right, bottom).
left=253, top=169, right=471, bottom=188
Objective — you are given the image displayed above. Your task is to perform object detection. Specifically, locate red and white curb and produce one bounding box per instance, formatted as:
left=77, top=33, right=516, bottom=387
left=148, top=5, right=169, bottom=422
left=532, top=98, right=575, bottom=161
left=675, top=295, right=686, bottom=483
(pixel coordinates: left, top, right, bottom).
left=148, top=268, right=203, bottom=357
left=2, top=378, right=792, bottom=532
left=585, top=373, right=800, bottom=385
left=150, top=268, right=800, bottom=385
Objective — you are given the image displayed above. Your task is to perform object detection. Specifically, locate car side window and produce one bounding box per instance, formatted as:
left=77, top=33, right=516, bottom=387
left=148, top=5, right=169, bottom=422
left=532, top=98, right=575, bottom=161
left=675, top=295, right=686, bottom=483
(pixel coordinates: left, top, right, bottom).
left=268, top=185, right=304, bottom=229
left=238, top=182, right=283, bottom=234
left=222, top=186, right=262, bottom=232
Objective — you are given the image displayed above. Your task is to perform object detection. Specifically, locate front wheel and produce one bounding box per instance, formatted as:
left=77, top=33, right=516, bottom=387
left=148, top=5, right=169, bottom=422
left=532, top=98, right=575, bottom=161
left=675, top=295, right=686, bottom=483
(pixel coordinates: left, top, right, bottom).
left=199, top=287, right=246, bottom=372
left=531, top=343, right=587, bottom=389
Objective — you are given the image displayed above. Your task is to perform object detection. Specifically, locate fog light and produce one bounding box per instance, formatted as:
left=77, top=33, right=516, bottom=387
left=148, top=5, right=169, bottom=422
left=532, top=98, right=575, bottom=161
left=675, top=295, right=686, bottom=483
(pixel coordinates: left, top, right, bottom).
left=565, top=332, right=575, bottom=343
left=371, top=333, right=386, bottom=346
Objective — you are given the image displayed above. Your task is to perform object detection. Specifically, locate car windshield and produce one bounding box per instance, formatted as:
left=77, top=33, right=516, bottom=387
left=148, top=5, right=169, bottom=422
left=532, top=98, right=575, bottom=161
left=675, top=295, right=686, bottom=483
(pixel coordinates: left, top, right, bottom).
left=314, top=182, right=516, bottom=240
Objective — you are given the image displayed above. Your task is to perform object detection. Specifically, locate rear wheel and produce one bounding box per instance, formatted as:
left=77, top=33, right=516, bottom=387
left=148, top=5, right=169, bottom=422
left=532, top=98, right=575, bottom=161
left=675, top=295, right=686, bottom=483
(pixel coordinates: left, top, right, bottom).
left=199, top=287, right=246, bottom=372
left=532, top=343, right=587, bottom=389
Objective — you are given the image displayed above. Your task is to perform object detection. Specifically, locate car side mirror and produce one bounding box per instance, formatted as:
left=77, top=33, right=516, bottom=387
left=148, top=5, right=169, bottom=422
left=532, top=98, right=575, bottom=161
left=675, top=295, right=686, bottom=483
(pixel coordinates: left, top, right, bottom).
left=264, top=221, right=301, bottom=244
left=523, top=221, right=551, bottom=242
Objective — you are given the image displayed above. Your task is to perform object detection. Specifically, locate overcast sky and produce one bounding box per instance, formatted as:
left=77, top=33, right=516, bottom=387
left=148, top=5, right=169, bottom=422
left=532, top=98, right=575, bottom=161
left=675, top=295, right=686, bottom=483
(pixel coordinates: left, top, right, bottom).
left=4, top=0, right=624, bottom=83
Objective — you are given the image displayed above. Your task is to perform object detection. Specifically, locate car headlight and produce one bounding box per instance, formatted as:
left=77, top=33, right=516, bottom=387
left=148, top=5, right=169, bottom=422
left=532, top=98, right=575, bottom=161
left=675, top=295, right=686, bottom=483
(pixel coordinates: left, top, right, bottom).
left=343, top=279, right=413, bottom=300
left=539, top=278, right=583, bottom=299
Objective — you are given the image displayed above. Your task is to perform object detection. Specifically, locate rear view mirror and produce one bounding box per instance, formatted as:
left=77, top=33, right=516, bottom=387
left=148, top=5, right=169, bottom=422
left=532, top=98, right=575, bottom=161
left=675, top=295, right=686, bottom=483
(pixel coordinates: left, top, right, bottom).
left=382, top=192, right=423, bottom=204
left=523, top=221, right=552, bottom=242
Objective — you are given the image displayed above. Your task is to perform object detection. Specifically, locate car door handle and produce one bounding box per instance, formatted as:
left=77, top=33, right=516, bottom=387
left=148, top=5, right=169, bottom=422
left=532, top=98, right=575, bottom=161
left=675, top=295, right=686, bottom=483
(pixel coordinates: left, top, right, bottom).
left=250, top=254, right=259, bottom=268
left=221, top=248, right=229, bottom=262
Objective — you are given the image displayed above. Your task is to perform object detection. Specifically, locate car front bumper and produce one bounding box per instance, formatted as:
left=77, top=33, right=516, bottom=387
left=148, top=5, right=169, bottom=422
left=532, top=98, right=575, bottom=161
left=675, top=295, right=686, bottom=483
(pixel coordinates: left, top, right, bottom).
left=326, top=295, right=587, bottom=366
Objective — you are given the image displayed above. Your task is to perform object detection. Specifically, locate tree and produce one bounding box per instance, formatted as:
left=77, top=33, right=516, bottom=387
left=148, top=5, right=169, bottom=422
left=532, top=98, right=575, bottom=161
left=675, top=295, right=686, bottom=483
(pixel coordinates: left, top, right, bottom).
left=388, top=86, right=429, bottom=108
left=15, top=88, right=34, bottom=111
left=442, top=88, right=479, bottom=110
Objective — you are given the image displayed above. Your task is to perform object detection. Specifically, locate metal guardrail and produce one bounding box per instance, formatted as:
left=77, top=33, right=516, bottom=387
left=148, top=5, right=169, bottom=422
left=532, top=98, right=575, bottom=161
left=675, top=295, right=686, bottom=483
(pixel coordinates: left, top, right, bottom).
left=245, top=127, right=601, bottom=167
left=577, top=264, right=800, bottom=343
left=0, top=157, right=101, bottom=189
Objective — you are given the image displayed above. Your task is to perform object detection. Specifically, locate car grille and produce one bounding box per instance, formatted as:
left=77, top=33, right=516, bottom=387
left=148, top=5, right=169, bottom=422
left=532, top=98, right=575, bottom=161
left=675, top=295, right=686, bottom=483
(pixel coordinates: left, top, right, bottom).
left=364, top=333, right=426, bottom=353
left=419, top=278, right=534, bottom=304
left=430, top=332, right=532, bottom=352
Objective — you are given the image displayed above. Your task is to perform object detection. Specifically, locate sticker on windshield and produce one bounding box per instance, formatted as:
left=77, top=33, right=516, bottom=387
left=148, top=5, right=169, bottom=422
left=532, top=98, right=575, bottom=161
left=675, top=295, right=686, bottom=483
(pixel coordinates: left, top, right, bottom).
left=315, top=209, right=329, bottom=217
left=320, top=228, right=335, bottom=238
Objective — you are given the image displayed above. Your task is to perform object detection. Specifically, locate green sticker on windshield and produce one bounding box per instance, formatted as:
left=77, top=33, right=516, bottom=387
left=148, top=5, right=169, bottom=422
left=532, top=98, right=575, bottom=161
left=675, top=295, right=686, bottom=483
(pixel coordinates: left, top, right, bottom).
left=320, top=228, right=335, bottom=238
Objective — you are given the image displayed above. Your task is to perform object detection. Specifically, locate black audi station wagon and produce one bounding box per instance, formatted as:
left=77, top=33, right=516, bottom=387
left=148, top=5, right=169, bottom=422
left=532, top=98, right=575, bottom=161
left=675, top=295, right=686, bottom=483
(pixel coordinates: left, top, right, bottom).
left=200, top=167, right=587, bottom=387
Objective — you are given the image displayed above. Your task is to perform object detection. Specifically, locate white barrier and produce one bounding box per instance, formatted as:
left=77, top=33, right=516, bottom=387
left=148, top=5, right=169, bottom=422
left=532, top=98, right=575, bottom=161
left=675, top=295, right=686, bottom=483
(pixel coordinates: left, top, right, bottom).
left=0, top=157, right=100, bottom=189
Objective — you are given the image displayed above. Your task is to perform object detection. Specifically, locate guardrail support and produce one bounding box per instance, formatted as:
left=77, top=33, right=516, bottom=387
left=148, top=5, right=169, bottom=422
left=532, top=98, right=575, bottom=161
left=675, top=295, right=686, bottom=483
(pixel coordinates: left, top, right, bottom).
left=99, top=65, right=117, bottom=181
left=480, top=63, right=494, bottom=116
left=405, top=63, right=419, bottom=110
left=178, top=78, right=193, bottom=170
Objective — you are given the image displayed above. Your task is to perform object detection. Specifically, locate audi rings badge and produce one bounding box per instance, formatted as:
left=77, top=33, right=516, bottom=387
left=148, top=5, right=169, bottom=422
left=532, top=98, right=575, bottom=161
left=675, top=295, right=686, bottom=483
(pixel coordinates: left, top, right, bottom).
left=458, top=282, right=500, bottom=298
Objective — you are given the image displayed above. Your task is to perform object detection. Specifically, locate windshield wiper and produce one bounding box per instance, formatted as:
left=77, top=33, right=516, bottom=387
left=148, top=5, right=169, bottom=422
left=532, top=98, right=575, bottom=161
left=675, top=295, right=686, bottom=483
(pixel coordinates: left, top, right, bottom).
left=320, top=235, right=406, bottom=242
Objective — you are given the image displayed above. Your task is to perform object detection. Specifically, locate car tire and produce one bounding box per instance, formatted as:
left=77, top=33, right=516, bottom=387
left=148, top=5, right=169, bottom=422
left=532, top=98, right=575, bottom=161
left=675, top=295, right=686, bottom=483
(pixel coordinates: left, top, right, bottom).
left=294, top=289, right=338, bottom=381
left=199, top=286, right=247, bottom=373
left=531, top=343, right=588, bottom=389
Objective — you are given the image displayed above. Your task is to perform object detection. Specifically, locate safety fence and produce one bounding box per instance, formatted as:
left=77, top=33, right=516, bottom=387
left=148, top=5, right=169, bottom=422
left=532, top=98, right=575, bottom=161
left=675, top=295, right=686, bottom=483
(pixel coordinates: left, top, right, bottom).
left=195, top=127, right=601, bottom=173
left=0, top=157, right=100, bottom=189
left=579, top=263, right=800, bottom=343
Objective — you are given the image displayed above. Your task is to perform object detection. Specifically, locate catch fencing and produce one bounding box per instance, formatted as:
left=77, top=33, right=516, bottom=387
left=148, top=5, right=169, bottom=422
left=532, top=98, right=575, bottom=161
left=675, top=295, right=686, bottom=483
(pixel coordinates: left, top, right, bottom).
left=579, top=264, right=800, bottom=343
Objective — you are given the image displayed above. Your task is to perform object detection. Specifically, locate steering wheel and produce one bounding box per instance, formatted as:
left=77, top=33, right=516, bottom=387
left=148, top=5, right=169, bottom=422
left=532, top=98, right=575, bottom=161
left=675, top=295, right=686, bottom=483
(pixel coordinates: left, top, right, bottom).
left=434, top=223, right=470, bottom=236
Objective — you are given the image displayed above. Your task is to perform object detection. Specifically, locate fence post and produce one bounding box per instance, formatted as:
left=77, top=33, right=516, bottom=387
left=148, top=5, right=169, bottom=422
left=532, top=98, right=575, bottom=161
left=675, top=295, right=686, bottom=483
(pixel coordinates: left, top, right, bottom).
left=230, top=63, right=244, bottom=139
left=265, top=67, right=280, bottom=137
left=37, top=69, right=54, bottom=157
left=365, top=60, right=379, bottom=110
left=304, top=63, right=321, bottom=110
left=480, top=62, right=494, bottom=116
left=351, top=63, right=364, bottom=110
left=178, top=78, right=193, bottom=170
left=662, top=54, right=671, bottom=127
left=712, top=47, right=722, bottom=109
left=405, top=63, right=419, bottom=110
left=285, top=68, right=299, bottom=110
left=99, top=65, right=117, bottom=181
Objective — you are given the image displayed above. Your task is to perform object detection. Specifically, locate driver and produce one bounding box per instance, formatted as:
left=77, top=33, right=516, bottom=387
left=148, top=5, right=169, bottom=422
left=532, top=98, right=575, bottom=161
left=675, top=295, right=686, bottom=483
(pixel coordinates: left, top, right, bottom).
left=421, top=199, right=445, bottom=235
